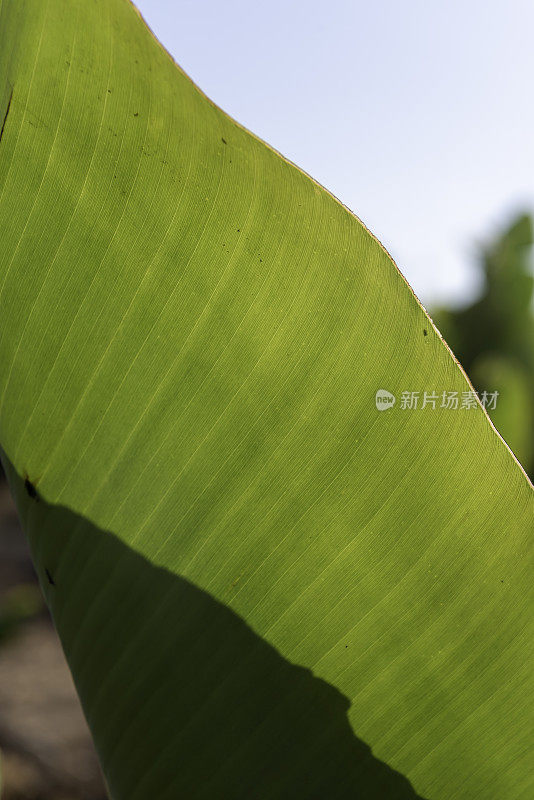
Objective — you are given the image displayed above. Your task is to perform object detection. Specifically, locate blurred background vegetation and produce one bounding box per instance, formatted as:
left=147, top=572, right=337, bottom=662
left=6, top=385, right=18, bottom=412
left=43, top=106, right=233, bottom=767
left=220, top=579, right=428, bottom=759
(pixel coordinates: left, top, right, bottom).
left=432, top=212, right=534, bottom=479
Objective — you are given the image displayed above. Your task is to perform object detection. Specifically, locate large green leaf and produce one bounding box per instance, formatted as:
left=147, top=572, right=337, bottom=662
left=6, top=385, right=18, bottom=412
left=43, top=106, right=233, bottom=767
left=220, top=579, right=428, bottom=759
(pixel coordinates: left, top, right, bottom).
left=0, top=1, right=532, bottom=798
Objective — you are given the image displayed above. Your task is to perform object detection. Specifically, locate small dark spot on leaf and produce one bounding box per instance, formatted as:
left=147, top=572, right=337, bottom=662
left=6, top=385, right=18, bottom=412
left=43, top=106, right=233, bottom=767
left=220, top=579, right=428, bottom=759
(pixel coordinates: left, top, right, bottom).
left=107, top=89, right=112, bottom=94
left=423, top=329, right=428, bottom=336
left=221, top=137, right=227, bottom=144
left=0, top=88, right=13, bottom=146
left=45, top=569, right=55, bottom=587
left=237, top=229, right=240, bottom=232
left=24, top=478, right=38, bottom=501
left=133, top=112, right=139, bottom=117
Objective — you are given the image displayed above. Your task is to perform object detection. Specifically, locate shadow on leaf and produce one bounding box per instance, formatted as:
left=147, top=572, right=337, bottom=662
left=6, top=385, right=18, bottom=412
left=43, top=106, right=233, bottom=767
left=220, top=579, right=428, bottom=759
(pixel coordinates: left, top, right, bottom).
left=2, top=453, right=426, bottom=800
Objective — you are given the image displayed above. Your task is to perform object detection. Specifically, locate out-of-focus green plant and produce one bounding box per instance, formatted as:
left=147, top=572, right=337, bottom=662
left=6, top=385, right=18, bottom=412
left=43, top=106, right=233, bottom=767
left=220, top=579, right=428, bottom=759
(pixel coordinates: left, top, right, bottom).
left=433, top=213, right=534, bottom=476
left=0, top=583, right=43, bottom=645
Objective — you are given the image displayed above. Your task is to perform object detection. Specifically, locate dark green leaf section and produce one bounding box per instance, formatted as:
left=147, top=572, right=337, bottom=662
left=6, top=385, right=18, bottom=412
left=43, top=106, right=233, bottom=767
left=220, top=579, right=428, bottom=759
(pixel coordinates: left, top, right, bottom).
left=0, top=1, right=532, bottom=799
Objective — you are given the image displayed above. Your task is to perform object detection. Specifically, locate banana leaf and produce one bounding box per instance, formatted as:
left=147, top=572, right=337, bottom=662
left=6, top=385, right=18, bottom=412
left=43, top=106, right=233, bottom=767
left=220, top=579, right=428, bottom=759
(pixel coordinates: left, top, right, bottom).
left=0, top=1, right=532, bottom=798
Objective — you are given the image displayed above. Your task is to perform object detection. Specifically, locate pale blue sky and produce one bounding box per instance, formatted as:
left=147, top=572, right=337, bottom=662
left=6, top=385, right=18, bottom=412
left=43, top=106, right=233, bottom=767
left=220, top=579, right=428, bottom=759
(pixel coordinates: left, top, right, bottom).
left=135, top=0, right=534, bottom=309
